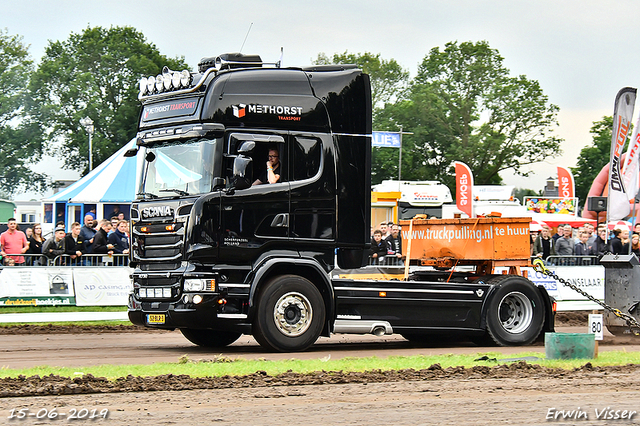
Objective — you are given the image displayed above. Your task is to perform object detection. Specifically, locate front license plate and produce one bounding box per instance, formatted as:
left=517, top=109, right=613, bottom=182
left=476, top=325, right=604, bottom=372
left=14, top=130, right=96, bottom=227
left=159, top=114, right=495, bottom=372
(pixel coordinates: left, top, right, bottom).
left=147, top=314, right=166, bottom=324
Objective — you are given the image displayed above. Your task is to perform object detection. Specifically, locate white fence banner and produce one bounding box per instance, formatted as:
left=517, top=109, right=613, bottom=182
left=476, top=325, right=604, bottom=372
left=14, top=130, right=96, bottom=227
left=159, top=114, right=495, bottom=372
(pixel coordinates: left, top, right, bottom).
left=0, top=267, right=75, bottom=305
left=525, top=265, right=604, bottom=311
left=72, top=268, right=132, bottom=306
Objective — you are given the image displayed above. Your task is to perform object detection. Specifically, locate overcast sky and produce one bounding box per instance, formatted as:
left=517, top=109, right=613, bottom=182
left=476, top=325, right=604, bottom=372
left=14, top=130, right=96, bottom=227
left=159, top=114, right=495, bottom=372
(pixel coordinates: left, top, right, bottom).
left=6, top=0, right=640, bottom=200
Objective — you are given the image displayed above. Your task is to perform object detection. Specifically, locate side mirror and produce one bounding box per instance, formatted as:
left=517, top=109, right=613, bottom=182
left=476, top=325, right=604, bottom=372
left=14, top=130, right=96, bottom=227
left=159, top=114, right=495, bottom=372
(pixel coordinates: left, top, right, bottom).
left=230, top=155, right=253, bottom=190
left=213, top=177, right=225, bottom=190
left=123, top=148, right=138, bottom=157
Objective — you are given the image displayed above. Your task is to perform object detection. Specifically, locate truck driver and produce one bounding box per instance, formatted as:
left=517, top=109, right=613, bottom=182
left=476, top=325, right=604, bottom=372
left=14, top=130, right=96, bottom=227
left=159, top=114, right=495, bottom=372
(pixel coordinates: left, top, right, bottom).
left=253, top=148, right=281, bottom=185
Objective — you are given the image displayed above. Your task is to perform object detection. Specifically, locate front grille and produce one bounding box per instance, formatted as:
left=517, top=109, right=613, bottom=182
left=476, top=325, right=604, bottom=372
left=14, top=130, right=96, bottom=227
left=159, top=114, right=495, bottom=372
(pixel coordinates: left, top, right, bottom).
left=141, top=262, right=181, bottom=271
left=136, top=276, right=180, bottom=286
left=134, top=222, right=184, bottom=262
left=144, top=247, right=182, bottom=258
left=144, top=235, right=182, bottom=245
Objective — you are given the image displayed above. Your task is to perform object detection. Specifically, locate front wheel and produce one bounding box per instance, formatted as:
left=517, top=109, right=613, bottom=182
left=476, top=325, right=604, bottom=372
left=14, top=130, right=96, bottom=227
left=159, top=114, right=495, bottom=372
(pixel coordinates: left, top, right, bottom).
left=180, top=328, right=242, bottom=348
left=485, top=275, right=545, bottom=346
left=253, top=275, right=325, bottom=352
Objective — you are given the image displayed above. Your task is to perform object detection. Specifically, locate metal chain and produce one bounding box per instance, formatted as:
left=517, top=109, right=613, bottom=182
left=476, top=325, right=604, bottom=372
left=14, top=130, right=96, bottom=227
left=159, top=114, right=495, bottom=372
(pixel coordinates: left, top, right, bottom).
left=532, top=259, right=640, bottom=335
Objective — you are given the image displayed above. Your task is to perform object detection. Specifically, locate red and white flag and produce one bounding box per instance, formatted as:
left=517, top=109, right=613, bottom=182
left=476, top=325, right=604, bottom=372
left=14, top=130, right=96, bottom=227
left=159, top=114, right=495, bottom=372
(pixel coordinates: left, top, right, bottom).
left=455, top=161, right=474, bottom=218
left=623, top=114, right=640, bottom=202
left=608, top=87, right=637, bottom=221
left=556, top=166, right=574, bottom=199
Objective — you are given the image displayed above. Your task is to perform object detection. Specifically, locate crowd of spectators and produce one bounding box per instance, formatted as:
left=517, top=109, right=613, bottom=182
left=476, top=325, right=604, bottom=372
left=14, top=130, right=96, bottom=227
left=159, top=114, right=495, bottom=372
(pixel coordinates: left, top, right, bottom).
left=0, top=214, right=130, bottom=266
left=369, top=221, right=403, bottom=265
left=531, top=221, right=640, bottom=263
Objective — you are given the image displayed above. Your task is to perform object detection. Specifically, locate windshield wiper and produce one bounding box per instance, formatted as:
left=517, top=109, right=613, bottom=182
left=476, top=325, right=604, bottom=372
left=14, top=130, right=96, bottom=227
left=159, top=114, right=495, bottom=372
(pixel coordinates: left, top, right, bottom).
left=159, top=188, right=190, bottom=196
left=136, top=192, right=159, bottom=199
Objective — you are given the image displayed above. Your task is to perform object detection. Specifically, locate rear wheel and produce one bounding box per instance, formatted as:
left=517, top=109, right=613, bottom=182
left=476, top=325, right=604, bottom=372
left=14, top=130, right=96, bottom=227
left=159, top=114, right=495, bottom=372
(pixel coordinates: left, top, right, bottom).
left=180, top=329, right=242, bottom=348
left=253, top=275, right=325, bottom=352
left=485, top=275, right=545, bottom=346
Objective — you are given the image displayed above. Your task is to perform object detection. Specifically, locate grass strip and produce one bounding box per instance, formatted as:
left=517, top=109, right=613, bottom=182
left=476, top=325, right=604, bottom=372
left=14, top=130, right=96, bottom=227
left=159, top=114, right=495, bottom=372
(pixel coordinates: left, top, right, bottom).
left=0, top=320, right=133, bottom=328
left=1, top=351, right=639, bottom=380
left=0, top=306, right=127, bottom=314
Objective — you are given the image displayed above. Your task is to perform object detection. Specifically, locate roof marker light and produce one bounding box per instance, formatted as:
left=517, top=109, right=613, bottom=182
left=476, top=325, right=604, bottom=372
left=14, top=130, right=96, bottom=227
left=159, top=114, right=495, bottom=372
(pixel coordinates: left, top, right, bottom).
left=180, top=70, right=191, bottom=87
left=162, top=68, right=172, bottom=91
left=146, top=76, right=156, bottom=94
left=155, top=74, right=164, bottom=92
left=171, top=72, right=181, bottom=88
left=139, top=77, right=148, bottom=95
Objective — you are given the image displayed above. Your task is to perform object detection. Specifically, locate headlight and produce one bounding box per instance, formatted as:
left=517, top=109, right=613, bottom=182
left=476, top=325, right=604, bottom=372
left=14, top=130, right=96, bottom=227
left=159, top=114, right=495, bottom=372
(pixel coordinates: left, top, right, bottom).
left=155, top=74, right=164, bottom=92
left=162, top=69, right=172, bottom=91
left=184, top=278, right=216, bottom=292
left=180, top=70, right=191, bottom=87
left=139, top=288, right=147, bottom=298
left=184, top=278, right=205, bottom=292
left=163, top=288, right=172, bottom=298
left=171, top=72, right=181, bottom=88
left=146, top=76, right=156, bottom=93
left=139, top=77, right=148, bottom=95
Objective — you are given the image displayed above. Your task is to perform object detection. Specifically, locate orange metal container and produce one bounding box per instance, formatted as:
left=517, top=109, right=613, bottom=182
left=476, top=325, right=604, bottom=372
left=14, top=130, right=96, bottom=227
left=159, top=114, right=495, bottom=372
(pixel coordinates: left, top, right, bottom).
left=399, top=217, right=531, bottom=273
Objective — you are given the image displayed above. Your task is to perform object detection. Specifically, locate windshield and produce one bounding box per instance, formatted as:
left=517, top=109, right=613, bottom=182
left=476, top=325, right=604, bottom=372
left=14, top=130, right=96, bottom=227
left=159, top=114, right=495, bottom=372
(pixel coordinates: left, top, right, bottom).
left=139, top=138, right=217, bottom=197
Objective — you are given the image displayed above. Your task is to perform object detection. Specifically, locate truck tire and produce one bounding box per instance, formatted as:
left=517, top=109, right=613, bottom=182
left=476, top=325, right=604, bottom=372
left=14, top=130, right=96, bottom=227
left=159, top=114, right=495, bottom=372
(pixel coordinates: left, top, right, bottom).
left=253, top=275, right=325, bottom=352
left=180, top=329, right=242, bottom=348
left=484, top=275, right=545, bottom=346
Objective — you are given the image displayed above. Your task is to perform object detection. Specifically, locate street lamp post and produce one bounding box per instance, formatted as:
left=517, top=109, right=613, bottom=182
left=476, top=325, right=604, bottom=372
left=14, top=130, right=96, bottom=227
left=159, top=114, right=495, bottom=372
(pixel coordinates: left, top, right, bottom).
left=79, top=117, right=94, bottom=171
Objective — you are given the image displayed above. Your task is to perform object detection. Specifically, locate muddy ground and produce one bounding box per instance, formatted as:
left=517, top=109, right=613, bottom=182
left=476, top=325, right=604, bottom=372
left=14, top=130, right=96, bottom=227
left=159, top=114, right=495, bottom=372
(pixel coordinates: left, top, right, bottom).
left=1, top=312, right=639, bottom=425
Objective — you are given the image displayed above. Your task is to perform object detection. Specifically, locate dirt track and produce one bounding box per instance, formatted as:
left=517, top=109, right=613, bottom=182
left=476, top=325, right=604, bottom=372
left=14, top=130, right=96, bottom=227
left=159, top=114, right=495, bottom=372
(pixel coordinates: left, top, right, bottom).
left=1, top=363, right=639, bottom=425
left=0, top=313, right=639, bottom=425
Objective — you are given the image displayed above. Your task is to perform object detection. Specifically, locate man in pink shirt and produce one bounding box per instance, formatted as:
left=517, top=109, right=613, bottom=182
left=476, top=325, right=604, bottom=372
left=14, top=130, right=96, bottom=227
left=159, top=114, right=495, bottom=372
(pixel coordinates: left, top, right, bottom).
left=1, top=218, right=29, bottom=265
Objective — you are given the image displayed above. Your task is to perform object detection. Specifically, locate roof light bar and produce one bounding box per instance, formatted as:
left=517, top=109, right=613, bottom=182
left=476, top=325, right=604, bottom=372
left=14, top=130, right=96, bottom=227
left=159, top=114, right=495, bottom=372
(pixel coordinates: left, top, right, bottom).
left=138, top=67, right=193, bottom=99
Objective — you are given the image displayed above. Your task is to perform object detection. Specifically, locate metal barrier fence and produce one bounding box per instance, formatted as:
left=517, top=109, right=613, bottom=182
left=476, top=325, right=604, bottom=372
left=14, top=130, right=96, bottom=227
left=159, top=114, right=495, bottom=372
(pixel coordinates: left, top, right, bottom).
left=368, top=256, right=404, bottom=266
left=536, top=255, right=599, bottom=266
left=0, top=253, right=129, bottom=267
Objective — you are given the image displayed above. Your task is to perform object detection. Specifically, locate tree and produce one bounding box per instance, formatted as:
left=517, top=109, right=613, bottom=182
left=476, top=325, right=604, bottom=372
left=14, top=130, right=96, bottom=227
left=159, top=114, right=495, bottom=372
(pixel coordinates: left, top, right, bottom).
left=571, top=116, right=616, bottom=202
left=27, top=26, right=189, bottom=175
left=373, top=86, right=452, bottom=184
left=379, top=41, right=563, bottom=189
left=0, top=29, right=48, bottom=196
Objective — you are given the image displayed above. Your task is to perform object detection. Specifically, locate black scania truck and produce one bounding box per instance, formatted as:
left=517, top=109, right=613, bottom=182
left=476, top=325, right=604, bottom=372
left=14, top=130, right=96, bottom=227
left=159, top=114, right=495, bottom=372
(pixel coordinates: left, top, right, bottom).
left=128, top=53, right=553, bottom=352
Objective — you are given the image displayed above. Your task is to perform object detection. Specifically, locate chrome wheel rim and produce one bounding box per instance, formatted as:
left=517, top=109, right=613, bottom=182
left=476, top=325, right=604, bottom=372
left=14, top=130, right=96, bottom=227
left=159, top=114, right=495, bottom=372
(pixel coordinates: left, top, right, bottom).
left=498, top=291, right=533, bottom=334
left=273, top=292, right=313, bottom=337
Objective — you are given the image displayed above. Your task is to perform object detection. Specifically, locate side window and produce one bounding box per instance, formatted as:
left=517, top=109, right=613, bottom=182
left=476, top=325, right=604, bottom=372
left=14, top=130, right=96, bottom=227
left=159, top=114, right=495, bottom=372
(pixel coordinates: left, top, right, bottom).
left=292, top=136, right=321, bottom=181
left=224, top=133, right=287, bottom=187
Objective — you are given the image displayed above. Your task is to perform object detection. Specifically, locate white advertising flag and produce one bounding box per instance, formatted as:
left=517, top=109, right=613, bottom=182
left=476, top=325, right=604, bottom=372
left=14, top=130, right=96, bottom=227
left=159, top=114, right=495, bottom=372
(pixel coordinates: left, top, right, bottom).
left=608, top=87, right=637, bottom=221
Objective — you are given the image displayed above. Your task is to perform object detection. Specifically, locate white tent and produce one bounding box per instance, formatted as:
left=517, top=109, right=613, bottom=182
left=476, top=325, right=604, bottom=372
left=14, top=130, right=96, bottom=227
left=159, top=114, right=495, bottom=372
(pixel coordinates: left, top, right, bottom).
left=44, top=138, right=141, bottom=204
left=42, top=139, right=142, bottom=231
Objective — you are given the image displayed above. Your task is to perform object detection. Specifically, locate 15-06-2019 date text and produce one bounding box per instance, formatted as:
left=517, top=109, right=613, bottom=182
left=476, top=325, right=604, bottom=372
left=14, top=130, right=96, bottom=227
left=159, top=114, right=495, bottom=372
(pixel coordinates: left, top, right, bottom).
left=8, top=407, right=109, bottom=420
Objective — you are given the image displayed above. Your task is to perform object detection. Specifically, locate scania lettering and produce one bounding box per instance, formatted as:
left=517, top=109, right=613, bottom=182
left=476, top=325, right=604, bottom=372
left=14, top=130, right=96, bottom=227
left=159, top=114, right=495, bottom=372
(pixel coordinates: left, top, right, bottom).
left=142, top=206, right=173, bottom=219
left=127, top=52, right=553, bottom=352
